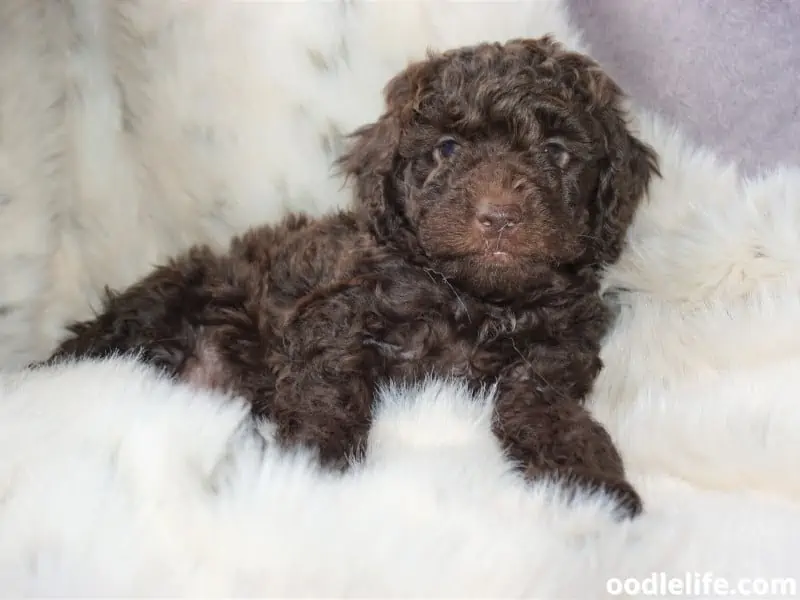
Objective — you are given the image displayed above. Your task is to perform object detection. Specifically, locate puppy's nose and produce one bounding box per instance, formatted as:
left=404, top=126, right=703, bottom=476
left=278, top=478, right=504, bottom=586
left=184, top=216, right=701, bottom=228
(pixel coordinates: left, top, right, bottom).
left=475, top=198, right=523, bottom=232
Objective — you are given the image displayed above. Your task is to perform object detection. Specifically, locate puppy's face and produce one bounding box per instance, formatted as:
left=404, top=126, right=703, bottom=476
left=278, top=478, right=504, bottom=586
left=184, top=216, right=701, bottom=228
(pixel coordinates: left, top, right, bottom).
left=339, top=37, right=658, bottom=298
left=395, top=80, right=601, bottom=297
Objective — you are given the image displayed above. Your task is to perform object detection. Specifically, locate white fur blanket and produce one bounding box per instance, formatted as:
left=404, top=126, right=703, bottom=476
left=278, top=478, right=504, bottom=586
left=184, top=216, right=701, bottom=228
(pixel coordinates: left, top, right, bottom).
left=2, top=1, right=800, bottom=597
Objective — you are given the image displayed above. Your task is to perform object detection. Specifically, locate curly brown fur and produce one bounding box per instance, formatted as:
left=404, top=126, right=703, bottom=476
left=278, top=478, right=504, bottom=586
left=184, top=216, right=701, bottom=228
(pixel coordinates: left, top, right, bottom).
left=45, top=37, right=658, bottom=520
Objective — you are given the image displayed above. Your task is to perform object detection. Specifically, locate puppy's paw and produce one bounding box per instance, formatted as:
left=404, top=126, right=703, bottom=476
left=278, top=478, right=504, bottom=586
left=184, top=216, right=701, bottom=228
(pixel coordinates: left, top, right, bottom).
left=546, top=467, right=644, bottom=520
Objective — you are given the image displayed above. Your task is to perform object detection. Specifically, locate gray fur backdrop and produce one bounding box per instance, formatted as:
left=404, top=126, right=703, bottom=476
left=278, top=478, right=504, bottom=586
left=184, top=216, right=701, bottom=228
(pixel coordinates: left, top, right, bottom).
left=569, top=0, right=799, bottom=175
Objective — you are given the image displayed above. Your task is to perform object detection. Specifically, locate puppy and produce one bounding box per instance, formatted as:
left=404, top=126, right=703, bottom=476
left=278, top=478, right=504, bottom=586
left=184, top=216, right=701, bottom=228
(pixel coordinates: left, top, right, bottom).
left=47, top=36, right=658, bottom=518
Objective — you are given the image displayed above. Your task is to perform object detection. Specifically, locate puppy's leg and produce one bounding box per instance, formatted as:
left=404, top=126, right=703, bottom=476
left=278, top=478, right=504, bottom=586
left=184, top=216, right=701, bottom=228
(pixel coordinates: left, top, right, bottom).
left=262, top=286, right=379, bottom=469
left=44, top=246, right=245, bottom=382
left=491, top=380, right=642, bottom=519
left=267, top=361, right=376, bottom=469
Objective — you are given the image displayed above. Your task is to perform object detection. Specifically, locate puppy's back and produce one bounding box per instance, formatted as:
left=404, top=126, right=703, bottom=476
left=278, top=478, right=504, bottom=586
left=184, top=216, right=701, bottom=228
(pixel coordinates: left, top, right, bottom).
left=227, top=210, right=383, bottom=304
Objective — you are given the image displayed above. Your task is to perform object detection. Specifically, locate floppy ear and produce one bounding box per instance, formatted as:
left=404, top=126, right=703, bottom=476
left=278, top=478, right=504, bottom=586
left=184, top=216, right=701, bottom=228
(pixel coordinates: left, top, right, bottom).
left=553, top=57, right=659, bottom=265
left=591, top=119, right=659, bottom=265
left=334, top=60, right=432, bottom=244
left=334, top=115, right=401, bottom=242
left=515, top=36, right=659, bottom=265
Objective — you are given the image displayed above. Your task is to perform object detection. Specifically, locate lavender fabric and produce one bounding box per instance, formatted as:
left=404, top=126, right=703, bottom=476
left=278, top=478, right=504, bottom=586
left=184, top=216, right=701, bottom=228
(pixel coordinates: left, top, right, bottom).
left=567, top=0, right=800, bottom=176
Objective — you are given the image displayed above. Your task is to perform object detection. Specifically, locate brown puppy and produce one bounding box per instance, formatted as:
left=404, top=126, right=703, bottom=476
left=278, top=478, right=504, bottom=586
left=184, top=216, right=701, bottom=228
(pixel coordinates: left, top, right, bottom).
left=47, top=36, right=658, bottom=518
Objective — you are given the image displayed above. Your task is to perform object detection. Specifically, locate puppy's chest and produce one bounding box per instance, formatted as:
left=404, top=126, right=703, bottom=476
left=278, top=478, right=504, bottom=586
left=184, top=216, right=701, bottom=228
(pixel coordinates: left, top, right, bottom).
left=354, top=280, right=551, bottom=380
left=273, top=260, right=560, bottom=380
left=373, top=307, right=546, bottom=379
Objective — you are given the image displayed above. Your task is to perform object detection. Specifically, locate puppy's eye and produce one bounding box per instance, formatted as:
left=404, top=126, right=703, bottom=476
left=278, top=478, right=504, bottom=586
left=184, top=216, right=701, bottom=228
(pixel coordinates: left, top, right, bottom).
left=544, top=141, right=570, bottom=168
left=433, top=137, right=459, bottom=163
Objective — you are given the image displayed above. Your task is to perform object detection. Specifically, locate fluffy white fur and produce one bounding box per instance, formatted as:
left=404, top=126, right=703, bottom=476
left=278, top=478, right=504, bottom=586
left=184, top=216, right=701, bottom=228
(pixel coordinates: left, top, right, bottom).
left=2, top=359, right=800, bottom=597
left=1, top=0, right=800, bottom=596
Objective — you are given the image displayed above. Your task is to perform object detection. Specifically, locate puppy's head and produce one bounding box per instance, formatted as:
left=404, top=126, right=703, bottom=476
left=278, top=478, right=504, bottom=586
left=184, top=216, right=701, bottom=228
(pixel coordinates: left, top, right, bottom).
left=337, top=36, right=658, bottom=298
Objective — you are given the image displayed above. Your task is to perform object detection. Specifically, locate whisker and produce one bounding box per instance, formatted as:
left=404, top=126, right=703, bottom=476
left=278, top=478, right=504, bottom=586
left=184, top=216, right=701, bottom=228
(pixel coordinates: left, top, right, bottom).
left=510, top=338, right=570, bottom=403
left=495, top=223, right=510, bottom=251
left=424, top=267, right=472, bottom=323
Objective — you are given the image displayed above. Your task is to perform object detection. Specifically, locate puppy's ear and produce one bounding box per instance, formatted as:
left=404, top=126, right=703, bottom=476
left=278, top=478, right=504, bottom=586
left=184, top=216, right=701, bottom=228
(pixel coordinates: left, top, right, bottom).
left=335, top=60, right=432, bottom=242
left=335, top=115, right=400, bottom=223
left=592, top=118, right=659, bottom=264
left=513, top=37, right=658, bottom=265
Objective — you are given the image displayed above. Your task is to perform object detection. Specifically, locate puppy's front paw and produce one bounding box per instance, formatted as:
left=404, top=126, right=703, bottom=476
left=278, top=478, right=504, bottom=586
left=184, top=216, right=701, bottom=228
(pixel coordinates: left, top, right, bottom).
left=547, top=467, right=644, bottom=520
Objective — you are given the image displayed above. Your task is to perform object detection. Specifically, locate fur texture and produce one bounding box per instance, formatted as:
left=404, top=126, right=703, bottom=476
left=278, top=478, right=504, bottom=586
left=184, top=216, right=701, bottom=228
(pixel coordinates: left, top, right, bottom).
left=47, top=38, right=658, bottom=517
left=1, top=358, right=800, bottom=596
left=2, top=0, right=800, bottom=595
